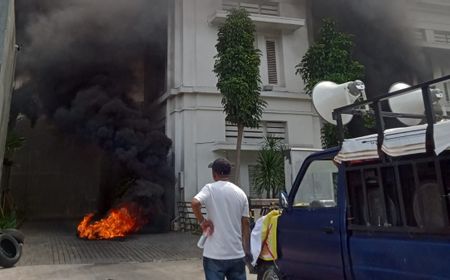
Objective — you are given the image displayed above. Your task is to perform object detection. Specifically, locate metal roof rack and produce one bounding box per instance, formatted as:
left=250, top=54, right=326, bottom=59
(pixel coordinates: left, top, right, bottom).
left=333, top=75, right=450, bottom=161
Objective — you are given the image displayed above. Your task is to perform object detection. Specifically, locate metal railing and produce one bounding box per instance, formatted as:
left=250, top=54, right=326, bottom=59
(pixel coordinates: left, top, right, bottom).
left=333, top=75, right=450, bottom=159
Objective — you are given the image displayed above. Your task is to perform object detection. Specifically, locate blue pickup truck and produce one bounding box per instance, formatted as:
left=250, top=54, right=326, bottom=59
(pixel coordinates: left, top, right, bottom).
left=257, top=76, right=450, bottom=280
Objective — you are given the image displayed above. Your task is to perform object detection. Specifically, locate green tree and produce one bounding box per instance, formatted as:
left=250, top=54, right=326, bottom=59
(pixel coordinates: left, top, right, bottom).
left=253, top=137, right=285, bottom=199
left=214, top=9, right=266, bottom=183
left=296, top=19, right=364, bottom=148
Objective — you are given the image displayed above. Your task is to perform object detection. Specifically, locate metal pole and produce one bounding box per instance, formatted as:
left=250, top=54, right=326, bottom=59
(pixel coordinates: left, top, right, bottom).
left=422, top=86, right=435, bottom=154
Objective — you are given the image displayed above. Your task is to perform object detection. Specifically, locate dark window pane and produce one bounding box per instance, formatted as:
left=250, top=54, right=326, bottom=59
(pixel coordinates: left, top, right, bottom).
left=441, top=158, right=450, bottom=225
left=414, top=161, right=446, bottom=229
left=363, top=168, right=384, bottom=227
left=399, top=164, right=417, bottom=227
left=381, top=167, right=401, bottom=227
left=347, top=170, right=365, bottom=225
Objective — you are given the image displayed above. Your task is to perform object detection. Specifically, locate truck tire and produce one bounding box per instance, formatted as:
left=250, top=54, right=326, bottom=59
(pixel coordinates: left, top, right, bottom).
left=1, top=229, right=25, bottom=244
left=0, top=233, right=22, bottom=268
left=257, top=261, right=283, bottom=280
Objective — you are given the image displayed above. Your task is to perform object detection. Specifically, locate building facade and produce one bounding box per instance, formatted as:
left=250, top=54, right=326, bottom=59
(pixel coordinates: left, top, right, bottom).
left=164, top=0, right=322, bottom=202
left=0, top=0, right=16, bottom=188
left=408, top=0, right=450, bottom=108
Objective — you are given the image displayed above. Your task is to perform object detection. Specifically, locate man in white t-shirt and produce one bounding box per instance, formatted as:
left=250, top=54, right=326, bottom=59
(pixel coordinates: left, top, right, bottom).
left=192, top=158, right=251, bottom=280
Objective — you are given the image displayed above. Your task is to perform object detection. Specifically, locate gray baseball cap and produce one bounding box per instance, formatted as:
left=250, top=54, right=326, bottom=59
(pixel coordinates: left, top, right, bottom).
left=208, top=158, right=231, bottom=175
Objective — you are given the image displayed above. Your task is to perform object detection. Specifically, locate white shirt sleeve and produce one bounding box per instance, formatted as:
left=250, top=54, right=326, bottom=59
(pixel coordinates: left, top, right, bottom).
left=194, top=184, right=211, bottom=206
left=242, top=196, right=250, bottom=218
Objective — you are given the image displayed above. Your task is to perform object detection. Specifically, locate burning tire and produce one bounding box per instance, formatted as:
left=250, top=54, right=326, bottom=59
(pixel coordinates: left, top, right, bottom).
left=1, top=229, right=25, bottom=244
left=0, top=233, right=22, bottom=268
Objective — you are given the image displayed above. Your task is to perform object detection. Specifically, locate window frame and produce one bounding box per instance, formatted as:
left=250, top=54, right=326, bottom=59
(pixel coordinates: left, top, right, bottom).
left=345, top=153, right=450, bottom=235
left=265, top=39, right=279, bottom=85
left=290, top=159, right=339, bottom=209
left=256, top=33, right=284, bottom=88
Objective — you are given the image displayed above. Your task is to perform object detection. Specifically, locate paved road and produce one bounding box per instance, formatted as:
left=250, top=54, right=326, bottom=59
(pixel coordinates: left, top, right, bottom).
left=16, top=220, right=202, bottom=265
left=0, top=259, right=257, bottom=280
left=0, top=221, right=256, bottom=279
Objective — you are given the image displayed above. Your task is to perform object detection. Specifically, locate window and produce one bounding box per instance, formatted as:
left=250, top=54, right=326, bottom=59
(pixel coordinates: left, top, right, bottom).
left=346, top=156, right=450, bottom=232
left=413, top=28, right=426, bottom=42
left=222, top=0, right=280, bottom=16
left=401, top=161, right=447, bottom=229
left=225, top=121, right=287, bottom=144
left=266, top=40, right=278, bottom=85
left=347, top=168, right=401, bottom=227
left=293, top=160, right=338, bottom=208
left=261, top=36, right=283, bottom=87
left=434, top=30, right=450, bottom=44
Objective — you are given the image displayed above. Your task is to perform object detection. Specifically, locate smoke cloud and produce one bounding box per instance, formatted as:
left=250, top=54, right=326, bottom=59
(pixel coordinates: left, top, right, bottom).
left=13, top=0, right=173, bottom=228
left=311, top=0, right=432, bottom=97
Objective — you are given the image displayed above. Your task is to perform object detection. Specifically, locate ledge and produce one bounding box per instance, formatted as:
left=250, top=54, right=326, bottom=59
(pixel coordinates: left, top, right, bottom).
left=164, top=87, right=311, bottom=100
left=212, top=142, right=262, bottom=152
left=415, top=40, right=450, bottom=50
left=208, top=10, right=305, bottom=31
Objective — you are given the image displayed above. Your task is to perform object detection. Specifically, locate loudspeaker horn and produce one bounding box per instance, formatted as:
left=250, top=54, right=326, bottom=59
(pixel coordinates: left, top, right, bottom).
left=389, top=82, right=446, bottom=126
left=388, top=83, right=424, bottom=126
left=312, top=80, right=366, bottom=125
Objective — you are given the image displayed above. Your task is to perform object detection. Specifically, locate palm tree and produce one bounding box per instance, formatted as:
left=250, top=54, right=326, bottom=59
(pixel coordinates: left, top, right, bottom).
left=253, top=137, right=285, bottom=198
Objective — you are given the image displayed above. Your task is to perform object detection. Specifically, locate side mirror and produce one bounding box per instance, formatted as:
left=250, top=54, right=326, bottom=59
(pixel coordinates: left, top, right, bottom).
left=279, top=191, right=289, bottom=209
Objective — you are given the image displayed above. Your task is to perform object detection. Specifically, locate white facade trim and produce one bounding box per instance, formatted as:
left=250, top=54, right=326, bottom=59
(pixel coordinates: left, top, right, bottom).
left=208, top=10, right=305, bottom=31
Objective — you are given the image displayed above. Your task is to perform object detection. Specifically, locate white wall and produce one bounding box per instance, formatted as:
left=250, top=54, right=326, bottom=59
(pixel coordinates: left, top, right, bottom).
left=407, top=0, right=450, bottom=106
left=166, top=0, right=321, bottom=202
left=0, top=0, right=16, bottom=189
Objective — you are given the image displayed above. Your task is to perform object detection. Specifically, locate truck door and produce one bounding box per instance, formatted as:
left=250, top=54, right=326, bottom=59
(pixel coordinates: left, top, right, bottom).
left=278, top=155, right=344, bottom=280
left=346, top=156, right=450, bottom=279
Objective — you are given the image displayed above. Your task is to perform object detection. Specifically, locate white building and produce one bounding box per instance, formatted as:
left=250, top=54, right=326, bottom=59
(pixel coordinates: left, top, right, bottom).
left=164, top=0, right=322, bottom=202
left=160, top=0, right=450, bottom=206
left=408, top=0, right=450, bottom=109
left=0, top=0, right=16, bottom=188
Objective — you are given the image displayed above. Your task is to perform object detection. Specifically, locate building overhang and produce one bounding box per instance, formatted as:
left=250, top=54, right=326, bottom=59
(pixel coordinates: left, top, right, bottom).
left=212, top=141, right=262, bottom=152
left=416, top=41, right=450, bottom=50
left=208, top=10, right=305, bottom=32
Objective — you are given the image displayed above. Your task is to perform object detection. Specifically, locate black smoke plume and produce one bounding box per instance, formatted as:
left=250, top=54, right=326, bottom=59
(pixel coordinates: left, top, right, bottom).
left=13, top=0, right=173, bottom=230
left=310, top=0, right=432, bottom=97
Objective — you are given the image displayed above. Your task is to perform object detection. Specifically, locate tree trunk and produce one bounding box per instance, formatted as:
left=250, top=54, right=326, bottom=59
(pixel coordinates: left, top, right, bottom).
left=234, top=123, right=244, bottom=185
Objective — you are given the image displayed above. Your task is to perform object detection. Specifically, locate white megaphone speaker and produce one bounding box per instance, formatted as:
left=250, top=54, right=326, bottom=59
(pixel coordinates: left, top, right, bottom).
left=312, top=80, right=366, bottom=125
left=388, top=83, right=423, bottom=126
left=388, top=82, right=446, bottom=126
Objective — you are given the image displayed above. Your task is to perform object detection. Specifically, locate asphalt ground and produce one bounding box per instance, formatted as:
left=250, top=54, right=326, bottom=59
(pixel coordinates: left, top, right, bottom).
left=0, top=220, right=256, bottom=279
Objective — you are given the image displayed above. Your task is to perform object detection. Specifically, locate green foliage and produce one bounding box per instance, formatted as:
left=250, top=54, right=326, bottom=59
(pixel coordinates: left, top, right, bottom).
left=321, top=123, right=350, bottom=148
left=214, top=8, right=267, bottom=183
left=296, top=19, right=365, bottom=148
left=296, top=19, right=364, bottom=96
left=362, top=111, right=376, bottom=129
left=0, top=212, right=17, bottom=229
left=214, top=8, right=266, bottom=128
left=253, top=137, right=285, bottom=198
left=4, top=133, right=25, bottom=160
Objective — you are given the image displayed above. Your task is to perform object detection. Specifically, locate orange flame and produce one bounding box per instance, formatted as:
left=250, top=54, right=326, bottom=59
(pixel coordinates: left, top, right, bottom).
left=77, top=202, right=147, bottom=240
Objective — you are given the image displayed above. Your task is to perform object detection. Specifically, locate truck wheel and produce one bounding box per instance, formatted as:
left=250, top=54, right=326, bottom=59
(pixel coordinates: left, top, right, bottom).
left=0, top=233, right=22, bottom=268
left=257, top=261, right=283, bottom=280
